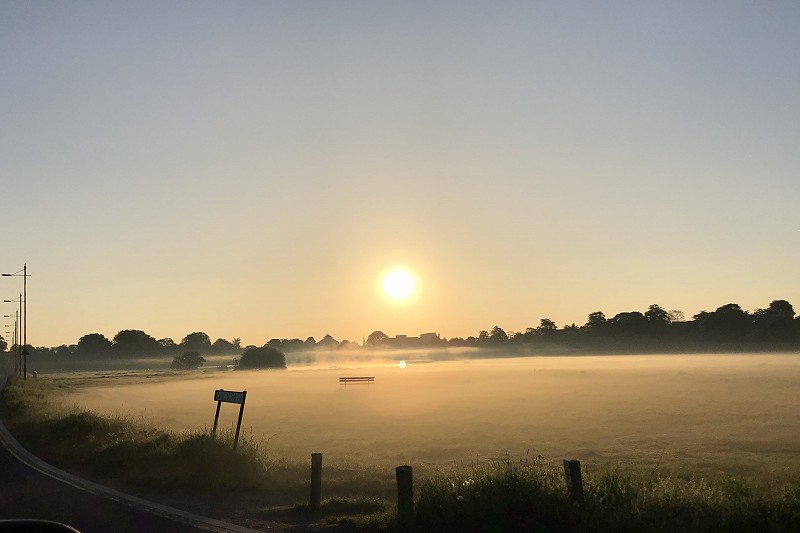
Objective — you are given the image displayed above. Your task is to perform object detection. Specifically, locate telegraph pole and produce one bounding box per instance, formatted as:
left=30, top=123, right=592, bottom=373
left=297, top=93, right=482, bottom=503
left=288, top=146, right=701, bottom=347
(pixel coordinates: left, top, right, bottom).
left=3, top=264, right=30, bottom=379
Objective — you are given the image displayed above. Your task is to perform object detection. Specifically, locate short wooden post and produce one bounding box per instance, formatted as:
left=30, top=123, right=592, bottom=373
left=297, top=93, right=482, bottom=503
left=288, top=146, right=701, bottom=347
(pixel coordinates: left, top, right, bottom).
left=232, top=391, right=247, bottom=450
left=211, top=390, right=222, bottom=435
left=396, top=465, right=414, bottom=528
left=310, top=453, right=323, bottom=509
left=563, top=459, right=583, bottom=502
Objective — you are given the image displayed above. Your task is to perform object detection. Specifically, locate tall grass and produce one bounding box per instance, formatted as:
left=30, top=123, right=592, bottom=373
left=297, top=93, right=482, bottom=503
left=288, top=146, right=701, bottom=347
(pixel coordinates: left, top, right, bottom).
left=413, top=453, right=578, bottom=532
left=413, top=455, right=800, bottom=532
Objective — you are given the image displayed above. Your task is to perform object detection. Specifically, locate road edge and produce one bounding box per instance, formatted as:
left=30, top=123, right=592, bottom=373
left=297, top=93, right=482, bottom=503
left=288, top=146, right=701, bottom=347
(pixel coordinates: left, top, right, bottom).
left=0, top=374, right=265, bottom=533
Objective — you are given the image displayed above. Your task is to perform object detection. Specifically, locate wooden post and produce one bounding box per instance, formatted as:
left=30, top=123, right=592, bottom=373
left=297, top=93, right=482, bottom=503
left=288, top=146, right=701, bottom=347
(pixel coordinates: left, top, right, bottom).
left=563, top=459, right=583, bottom=502
left=211, top=390, right=222, bottom=435
left=396, top=465, right=414, bottom=528
left=310, top=453, right=323, bottom=509
left=232, top=391, right=247, bottom=450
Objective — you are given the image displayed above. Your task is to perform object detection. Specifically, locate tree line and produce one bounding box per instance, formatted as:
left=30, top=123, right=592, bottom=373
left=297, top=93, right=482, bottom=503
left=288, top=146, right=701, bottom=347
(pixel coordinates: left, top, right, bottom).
left=438, top=300, right=800, bottom=353
left=1, top=299, right=798, bottom=360
left=0, top=331, right=243, bottom=361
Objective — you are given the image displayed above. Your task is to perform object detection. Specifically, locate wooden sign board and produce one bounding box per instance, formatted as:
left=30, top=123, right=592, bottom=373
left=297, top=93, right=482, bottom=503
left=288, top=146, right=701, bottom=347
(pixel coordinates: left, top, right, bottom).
left=211, top=388, right=247, bottom=450
left=214, top=389, right=246, bottom=404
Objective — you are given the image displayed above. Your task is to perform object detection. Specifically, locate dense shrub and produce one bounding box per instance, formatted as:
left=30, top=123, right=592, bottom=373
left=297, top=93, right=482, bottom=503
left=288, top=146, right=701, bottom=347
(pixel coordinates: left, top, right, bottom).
left=237, top=346, right=286, bottom=369
left=170, top=351, right=205, bottom=370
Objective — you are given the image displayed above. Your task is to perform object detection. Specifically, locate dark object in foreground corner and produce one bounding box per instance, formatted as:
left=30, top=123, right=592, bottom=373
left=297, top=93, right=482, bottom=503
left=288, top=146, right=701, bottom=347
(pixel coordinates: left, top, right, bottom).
left=563, top=459, right=584, bottom=501
left=0, top=520, right=81, bottom=532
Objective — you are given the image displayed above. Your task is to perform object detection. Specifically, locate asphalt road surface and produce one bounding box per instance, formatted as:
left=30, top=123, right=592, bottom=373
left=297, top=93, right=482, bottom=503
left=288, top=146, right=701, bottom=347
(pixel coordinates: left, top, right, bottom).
left=0, top=374, right=265, bottom=533
left=0, top=440, right=213, bottom=533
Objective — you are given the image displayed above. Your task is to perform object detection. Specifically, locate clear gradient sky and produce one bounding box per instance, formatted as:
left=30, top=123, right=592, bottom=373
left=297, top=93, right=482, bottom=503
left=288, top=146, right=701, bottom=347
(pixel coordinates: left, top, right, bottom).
left=2, top=1, right=799, bottom=348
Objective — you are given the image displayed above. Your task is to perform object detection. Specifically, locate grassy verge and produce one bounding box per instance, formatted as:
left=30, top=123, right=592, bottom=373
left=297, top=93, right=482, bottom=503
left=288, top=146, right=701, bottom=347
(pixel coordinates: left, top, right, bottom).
left=0, top=375, right=393, bottom=529
left=414, top=455, right=800, bottom=532
left=3, top=375, right=799, bottom=532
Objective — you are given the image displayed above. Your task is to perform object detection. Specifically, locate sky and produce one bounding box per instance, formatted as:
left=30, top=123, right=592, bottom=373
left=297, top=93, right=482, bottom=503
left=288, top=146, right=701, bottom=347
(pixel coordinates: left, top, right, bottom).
left=2, top=1, right=799, bottom=348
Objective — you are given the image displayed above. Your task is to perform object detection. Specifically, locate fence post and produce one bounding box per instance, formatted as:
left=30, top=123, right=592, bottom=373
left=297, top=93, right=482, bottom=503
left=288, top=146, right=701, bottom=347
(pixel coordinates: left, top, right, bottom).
left=310, top=453, right=323, bottom=509
left=396, top=465, right=414, bottom=528
left=563, top=459, right=583, bottom=502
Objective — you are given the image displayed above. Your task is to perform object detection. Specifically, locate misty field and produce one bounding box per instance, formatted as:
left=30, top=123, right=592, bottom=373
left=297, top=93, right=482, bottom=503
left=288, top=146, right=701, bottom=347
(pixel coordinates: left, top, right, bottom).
left=57, top=353, right=800, bottom=481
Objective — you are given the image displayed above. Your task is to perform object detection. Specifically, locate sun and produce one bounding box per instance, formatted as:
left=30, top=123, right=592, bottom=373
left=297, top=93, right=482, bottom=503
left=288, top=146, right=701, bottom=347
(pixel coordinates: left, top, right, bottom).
left=383, top=270, right=414, bottom=299
left=377, top=265, right=421, bottom=305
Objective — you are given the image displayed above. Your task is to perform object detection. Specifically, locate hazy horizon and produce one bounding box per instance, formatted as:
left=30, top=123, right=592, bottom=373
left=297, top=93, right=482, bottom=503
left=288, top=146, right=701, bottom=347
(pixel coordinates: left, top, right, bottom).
left=2, top=2, right=798, bottom=347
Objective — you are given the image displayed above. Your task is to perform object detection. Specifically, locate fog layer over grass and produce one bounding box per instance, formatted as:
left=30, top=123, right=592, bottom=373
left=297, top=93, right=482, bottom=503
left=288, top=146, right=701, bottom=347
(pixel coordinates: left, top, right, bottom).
left=59, top=353, right=800, bottom=480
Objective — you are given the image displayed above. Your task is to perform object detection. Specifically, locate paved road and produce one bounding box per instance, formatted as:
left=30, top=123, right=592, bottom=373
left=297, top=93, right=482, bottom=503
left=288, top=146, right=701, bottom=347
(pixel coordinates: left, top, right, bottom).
left=0, top=440, right=211, bottom=532
left=0, top=375, right=264, bottom=533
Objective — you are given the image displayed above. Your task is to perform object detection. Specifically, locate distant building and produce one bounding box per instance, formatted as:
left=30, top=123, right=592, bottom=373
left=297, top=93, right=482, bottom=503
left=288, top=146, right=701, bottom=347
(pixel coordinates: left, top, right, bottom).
left=387, top=332, right=444, bottom=348
left=420, top=332, right=441, bottom=344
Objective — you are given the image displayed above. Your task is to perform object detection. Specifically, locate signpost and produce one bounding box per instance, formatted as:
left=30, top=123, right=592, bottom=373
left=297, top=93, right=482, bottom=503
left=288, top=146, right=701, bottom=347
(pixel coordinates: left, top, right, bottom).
left=211, top=388, right=247, bottom=450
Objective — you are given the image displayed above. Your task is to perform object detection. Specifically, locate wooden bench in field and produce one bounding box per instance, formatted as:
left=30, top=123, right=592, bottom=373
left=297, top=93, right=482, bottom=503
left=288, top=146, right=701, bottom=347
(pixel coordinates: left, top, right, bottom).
left=339, top=376, right=374, bottom=385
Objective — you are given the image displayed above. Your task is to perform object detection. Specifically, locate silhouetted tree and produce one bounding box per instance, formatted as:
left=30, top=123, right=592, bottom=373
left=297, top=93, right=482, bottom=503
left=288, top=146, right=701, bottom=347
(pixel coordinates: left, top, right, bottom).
left=317, top=334, right=340, bottom=349
left=509, top=331, right=526, bottom=343
left=447, top=337, right=468, bottom=346
left=584, top=311, right=607, bottom=334
left=607, top=312, right=647, bottom=341
left=113, top=330, right=162, bottom=357
left=644, top=304, right=670, bottom=324
left=238, top=346, right=286, bottom=369
left=366, top=331, right=389, bottom=347
left=536, top=319, right=557, bottom=337
left=180, top=332, right=212, bottom=354
left=50, top=344, right=76, bottom=358
left=158, top=338, right=180, bottom=356
left=644, top=304, right=672, bottom=338
left=697, top=304, right=751, bottom=347
left=668, top=310, right=685, bottom=322
left=753, top=300, right=796, bottom=345
left=171, top=351, right=205, bottom=370
left=274, top=338, right=305, bottom=351
left=76, top=333, right=112, bottom=358
left=211, top=338, right=236, bottom=354
left=489, top=326, right=508, bottom=343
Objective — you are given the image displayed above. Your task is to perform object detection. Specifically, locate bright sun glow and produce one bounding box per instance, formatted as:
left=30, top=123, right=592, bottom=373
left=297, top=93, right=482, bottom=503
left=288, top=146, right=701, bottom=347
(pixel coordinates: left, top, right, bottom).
left=377, top=265, right=421, bottom=305
left=383, top=270, right=414, bottom=299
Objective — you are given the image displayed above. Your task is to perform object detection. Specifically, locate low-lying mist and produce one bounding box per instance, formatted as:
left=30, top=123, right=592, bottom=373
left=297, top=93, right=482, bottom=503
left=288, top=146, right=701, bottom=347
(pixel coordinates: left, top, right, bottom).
left=55, top=353, right=800, bottom=480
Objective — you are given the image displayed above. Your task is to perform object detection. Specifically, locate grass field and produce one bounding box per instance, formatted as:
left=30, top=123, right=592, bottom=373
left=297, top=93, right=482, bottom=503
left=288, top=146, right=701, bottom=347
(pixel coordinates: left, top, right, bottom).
left=5, top=352, right=800, bottom=531
left=49, top=353, right=800, bottom=481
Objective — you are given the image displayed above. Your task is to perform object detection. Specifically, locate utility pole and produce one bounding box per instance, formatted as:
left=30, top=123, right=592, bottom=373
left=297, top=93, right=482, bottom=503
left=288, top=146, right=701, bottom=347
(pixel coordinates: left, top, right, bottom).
left=3, top=264, right=29, bottom=380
